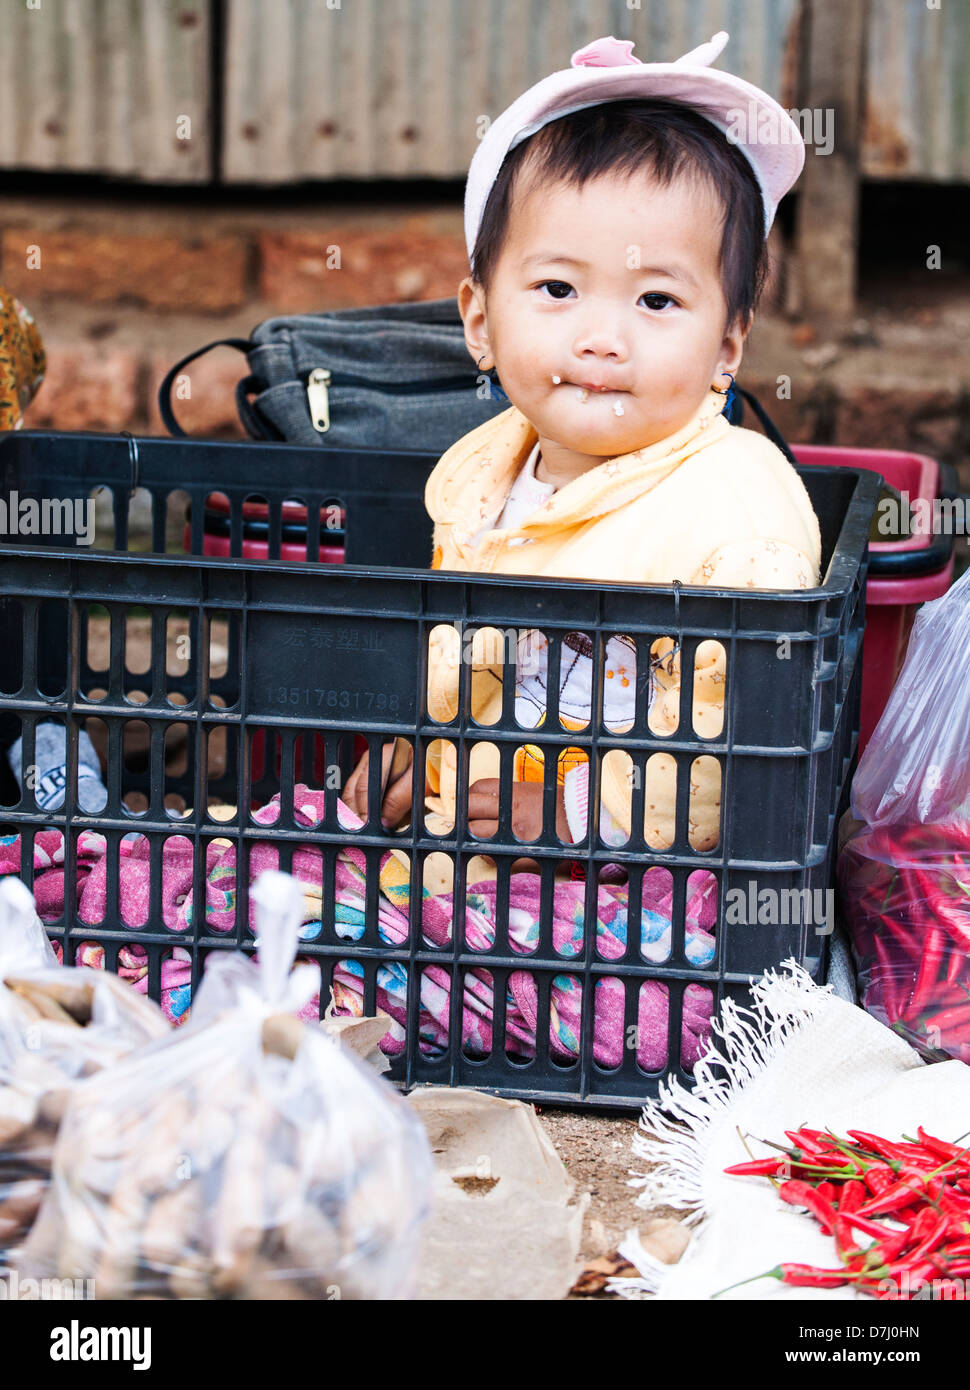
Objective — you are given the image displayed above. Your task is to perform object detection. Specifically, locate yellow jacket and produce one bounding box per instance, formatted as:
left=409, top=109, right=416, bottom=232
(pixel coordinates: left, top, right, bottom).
left=422, top=387, right=822, bottom=853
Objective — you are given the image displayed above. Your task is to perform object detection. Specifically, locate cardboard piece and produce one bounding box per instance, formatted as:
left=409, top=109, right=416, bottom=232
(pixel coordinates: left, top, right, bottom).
left=407, top=1087, right=586, bottom=1301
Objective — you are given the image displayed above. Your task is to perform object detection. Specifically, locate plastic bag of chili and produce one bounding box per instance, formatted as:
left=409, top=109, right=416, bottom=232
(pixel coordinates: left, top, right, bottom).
left=837, top=566, right=970, bottom=1062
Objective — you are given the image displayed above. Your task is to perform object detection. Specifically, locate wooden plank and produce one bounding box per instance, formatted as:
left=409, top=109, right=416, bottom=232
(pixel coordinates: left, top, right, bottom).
left=63, top=0, right=97, bottom=170
left=794, top=0, right=868, bottom=324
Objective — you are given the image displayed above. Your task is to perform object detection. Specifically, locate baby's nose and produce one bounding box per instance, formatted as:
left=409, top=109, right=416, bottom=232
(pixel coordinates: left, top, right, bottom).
left=573, top=329, right=628, bottom=361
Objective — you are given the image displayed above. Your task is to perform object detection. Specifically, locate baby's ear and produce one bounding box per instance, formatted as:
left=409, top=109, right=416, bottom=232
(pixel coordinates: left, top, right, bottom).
left=459, top=277, right=490, bottom=363
left=721, top=313, right=748, bottom=376
left=733, top=308, right=754, bottom=341
left=458, top=276, right=486, bottom=315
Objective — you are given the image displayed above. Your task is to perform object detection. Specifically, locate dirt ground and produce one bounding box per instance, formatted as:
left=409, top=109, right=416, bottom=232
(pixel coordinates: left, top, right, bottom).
left=538, top=1107, right=644, bottom=1260
left=537, top=1106, right=688, bottom=1297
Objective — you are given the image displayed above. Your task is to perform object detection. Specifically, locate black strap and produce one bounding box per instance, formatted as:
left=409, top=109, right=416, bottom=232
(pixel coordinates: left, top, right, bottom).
left=157, top=338, right=253, bottom=437
left=735, top=386, right=798, bottom=465
left=234, top=374, right=283, bottom=441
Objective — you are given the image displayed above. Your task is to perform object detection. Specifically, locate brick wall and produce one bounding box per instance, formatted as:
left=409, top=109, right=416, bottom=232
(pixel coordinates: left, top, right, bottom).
left=3, top=192, right=968, bottom=484
left=2, top=197, right=472, bottom=438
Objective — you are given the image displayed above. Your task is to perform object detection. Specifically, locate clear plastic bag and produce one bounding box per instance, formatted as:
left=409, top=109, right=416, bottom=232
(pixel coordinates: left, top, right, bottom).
left=0, top=876, right=169, bottom=1264
left=837, top=565, right=970, bottom=1059
left=22, top=871, right=434, bottom=1299
left=0, top=874, right=57, bottom=979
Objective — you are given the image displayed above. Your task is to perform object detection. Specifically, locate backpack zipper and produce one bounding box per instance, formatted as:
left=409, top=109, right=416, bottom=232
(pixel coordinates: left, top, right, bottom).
left=306, top=366, right=480, bottom=434
left=307, top=368, right=332, bottom=433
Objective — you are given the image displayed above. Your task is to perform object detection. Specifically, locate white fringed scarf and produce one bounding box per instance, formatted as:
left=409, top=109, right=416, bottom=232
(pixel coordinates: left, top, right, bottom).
left=612, top=961, right=970, bottom=1300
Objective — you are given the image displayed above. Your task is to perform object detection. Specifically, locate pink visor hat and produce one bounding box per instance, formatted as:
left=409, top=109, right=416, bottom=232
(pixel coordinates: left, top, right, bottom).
left=464, top=31, right=805, bottom=268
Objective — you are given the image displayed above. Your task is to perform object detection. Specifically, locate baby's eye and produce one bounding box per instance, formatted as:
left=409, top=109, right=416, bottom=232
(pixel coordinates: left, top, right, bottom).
left=536, top=280, right=575, bottom=299
left=640, top=292, right=678, bottom=311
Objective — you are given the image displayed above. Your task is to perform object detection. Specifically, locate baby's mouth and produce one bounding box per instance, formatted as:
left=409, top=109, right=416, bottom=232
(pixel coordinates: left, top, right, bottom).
left=553, top=377, right=629, bottom=395
left=553, top=378, right=628, bottom=414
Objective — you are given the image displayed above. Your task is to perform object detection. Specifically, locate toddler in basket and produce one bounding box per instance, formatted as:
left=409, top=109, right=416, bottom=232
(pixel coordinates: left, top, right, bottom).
left=345, top=32, right=821, bottom=873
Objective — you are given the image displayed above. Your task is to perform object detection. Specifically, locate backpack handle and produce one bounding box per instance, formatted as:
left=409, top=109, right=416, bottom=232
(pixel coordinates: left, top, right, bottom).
left=157, top=338, right=254, bottom=437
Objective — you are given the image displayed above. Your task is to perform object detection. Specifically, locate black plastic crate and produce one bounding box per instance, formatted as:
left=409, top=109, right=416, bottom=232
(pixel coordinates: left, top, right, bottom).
left=0, top=430, right=880, bottom=1108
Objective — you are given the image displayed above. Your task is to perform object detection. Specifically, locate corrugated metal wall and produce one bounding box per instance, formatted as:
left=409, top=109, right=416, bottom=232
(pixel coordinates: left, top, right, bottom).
left=0, top=0, right=964, bottom=185
left=0, top=0, right=212, bottom=181
left=864, top=0, right=969, bottom=182
left=220, top=0, right=801, bottom=182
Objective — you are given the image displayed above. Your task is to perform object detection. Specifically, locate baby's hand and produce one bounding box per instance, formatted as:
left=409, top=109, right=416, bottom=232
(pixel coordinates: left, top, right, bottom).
left=467, top=779, right=571, bottom=843
left=343, top=742, right=415, bottom=827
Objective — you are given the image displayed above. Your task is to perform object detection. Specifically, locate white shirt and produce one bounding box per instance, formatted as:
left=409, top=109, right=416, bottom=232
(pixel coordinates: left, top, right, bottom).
left=465, top=442, right=632, bottom=845
left=469, top=442, right=555, bottom=548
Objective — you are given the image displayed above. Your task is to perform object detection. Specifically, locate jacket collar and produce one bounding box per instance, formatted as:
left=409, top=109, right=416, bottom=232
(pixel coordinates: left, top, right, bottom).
left=428, top=387, right=731, bottom=563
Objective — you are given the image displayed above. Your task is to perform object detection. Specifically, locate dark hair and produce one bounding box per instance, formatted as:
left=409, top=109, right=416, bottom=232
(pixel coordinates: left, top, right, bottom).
left=470, top=97, right=769, bottom=331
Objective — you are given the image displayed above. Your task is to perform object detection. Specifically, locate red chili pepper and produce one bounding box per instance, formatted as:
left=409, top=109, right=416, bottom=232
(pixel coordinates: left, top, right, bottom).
left=870, top=932, right=904, bottom=1022
left=944, top=1019, right=970, bottom=1047
left=904, top=925, right=948, bottom=1020
left=876, top=1258, right=943, bottom=1294
left=896, top=825, right=950, bottom=857
left=906, top=982, right=970, bottom=1014
left=913, top=862, right=945, bottom=900
left=946, top=951, right=964, bottom=986
left=878, top=852, right=923, bottom=906
left=846, top=1130, right=912, bottom=1166
left=902, top=1207, right=950, bottom=1264
left=841, top=1209, right=905, bottom=1241
left=794, top=1127, right=835, bottom=1145
left=915, top=1126, right=970, bottom=1171
left=723, top=1158, right=783, bottom=1177
left=777, top=1179, right=838, bottom=1235
left=792, top=1154, right=865, bottom=1175
left=887, top=1254, right=939, bottom=1281
left=925, top=1002, right=970, bottom=1033
left=857, top=1170, right=933, bottom=1217
left=863, top=1165, right=897, bottom=1198
left=860, top=1227, right=916, bottom=1272
left=889, top=1143, right=943, bottom=1169
left=714, top=1263, right=852, bottom=1296
left=938, top=1190, right=970, bottom=1219
left=834, top=1218, right=862, bottom=1260
left=877, top=901, right=925, bottom=954
left=919, top=880, right=970, bottom=954
left=757, top=1138, right=864, bottom=1176
left=812, top=1135, right=870, bottom=1174
left=838, top=1179, right=867, bottom=1214
left=784, top=1129, right=832, bottom=1157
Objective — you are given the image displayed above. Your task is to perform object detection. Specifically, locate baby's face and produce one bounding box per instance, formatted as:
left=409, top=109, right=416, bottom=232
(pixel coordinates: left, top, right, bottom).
left=469, top=167, right=744, bottom=461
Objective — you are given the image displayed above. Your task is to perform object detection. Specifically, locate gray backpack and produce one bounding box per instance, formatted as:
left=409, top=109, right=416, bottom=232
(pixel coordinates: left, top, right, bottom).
left=158, top=297, right=509, bottom=453
left=158, top=295, right=802, bottom=465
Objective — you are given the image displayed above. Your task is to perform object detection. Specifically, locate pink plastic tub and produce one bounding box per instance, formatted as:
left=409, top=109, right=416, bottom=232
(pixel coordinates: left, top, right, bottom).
left=792, top=446, right=957, bottom=756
